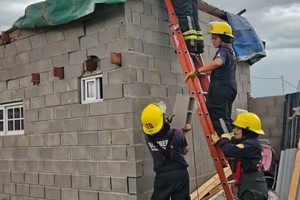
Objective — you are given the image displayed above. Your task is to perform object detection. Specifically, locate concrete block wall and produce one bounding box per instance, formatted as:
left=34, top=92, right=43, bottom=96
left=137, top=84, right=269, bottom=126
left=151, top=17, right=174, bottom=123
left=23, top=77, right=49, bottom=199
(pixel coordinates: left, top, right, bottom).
left=0, top=0, right=252, bottom=199
left=249, top=95, right=285, bottom=158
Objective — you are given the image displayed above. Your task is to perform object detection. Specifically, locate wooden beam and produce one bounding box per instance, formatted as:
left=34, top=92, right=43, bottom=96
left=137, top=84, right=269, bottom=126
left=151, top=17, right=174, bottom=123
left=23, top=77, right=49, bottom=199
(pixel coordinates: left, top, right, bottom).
left=288, top=140, right=300, bottom=200
left=190, top=167, right=232, bottom=200
left=198, top=0, right=227, bottom=20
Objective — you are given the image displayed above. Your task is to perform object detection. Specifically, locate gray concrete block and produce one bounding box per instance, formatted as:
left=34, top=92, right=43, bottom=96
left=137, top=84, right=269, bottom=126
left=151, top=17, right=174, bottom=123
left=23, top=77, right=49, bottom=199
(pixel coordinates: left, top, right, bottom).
left=103, top=84, right=124, bottom=100
left=152, top=4, right=168, bottom=20
left=122, top=52, right=148, bottom=68
left=143, top=42, right=161, bottom=57
left=3, top=136, right=16, bottom=147
left=108, top=67, right=137, bottom=84
left=36, top=59, right=53, bottom=73
left=111, top=129, right=134, bottom=145
left=45, top=187, right=61, bottom=200
left=85, top=16, right=106, bottom=35
left=30, top=96, right=45, bottom=109
left=111, top=146, right=127, bottom=160
left=16, top=38, right=32, bottom=52
left=124, top=82, right=150, bottom=97
left=12, top=172, right=24, bottom=183
left=167, top=85, right=182, bottom=97
left=99, top=26, right=121, bottom=45
left=44, top=161, right=77, bottom=174
left=28, top=47, right=44, bottom=62
left=90, top=146, right=111, bottom=160
left=80, top=33, right=99, bottom=49
left=54, top=174, right=72, bottom=188
left=97, top=162, right=119, bottom=176
left=19, top=76, right=33, bottom=88
left=16, top=136, right=29, bottom=147
left=78, top=132, right=98, bottom=145
left=0, top=46, right=3, bottom=58
left=0, top=69, right=10, bottom=82
left=52, top=54, right=69, bottom=67
left=53, top=77, right=79, bottom=92
left=28, top=161, right=44, bottom=173
left=140, top=14, right=158, bottom=31
left=83, top=117, right=103, bottom=131
left=160, top=46, right=177, bottom=61
left=107, top=39, right=131, bottom=53
left=61, top=133, right=78, bottom=146
left=70, top=104, right=89, bottom=117
left=15, top=52, right=30, bottom=66
left=0, top=91, right=12, bottom=102
left=102, top=115, right=125, bottom=130
left=0, top=171, right=11, bottom=181
left=59, top=37, right=81, bottom=53
left=78, top=161, right=97, bottom=175
left=150, top=84, right=167, bottom=97
left=7, top=79, right=20, bottom=90
left=39, top=108, right=54, bottom=121
left=46, top=30, right=65, bottom=43
left=79, top=190, right=98, bottom=200
left=16, top=184, right=30, bottom=196
left=30, top=185, right=45, bottom=198
left=62, top=188, right=79, bottom=200
left=40, top=148, right=53, bottom=160
left=69, top=50, right=87, bottom=65
left=146, top=30, right=169, bottom=46
left=39, top=173, right=54, bottom=186
left=65, top=118, right=83, bottom=132
left=72, top=175, right=90, bottom=189
left=45, top=134, right=61, bottom=146
left=30, top=33, right=47, bottom=49
left=125, top=0, right=144, bottom=13
left=28, top=134, right=45, bottom=146
left=49, top=120, right=64, bottom=133
left=111, top=177, right=128, bottom=193
left=154, top=58, right=171, bottom=72
left=131, top=11, right=141, bottom=25
left=4, top=183, right=16, bottom=194
left=71, top=147, right=89, bottom=160
left=98, top=131, right=112, bottom=145
left=25, top=172, right=38, bottom=184
left=12, top=89, right=25, bottom=100
left=61, top=91, right=80, bottom=105
left=42, top=43, right=63, bottom=60
left=4, top=43, right=18, bottom=57
left=2, top=56, right=16, bottom=69
left=63, top=24, right=85, bottom=39
left=91, top=176, right=111, bottom=191
left=87, top=45, right=108, bottom=59
left=143, top=69, right=160, bottom=84
left=54, top=106, right=70, bottom=119
left=53, top=147, right=71, bottom=160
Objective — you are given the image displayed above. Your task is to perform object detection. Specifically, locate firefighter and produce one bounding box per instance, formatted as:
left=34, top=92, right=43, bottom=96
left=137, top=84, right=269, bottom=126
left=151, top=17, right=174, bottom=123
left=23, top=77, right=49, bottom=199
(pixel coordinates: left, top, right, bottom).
left=185, top=21, right=237, bottom=136
left=211, top=112, right=269, bottom=200
left=141, top=100, right=190, bottom=200
left=171, top=0, right=204, bottom=54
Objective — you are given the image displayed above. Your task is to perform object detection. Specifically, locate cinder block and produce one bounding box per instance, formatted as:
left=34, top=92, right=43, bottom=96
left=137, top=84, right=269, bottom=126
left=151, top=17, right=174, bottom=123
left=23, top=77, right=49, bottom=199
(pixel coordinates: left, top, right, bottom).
left=125, top=0, right=144, bottom=13
left=98, top=131, right=112, bottom=145
left=71, top=147, right=89, bottom=160
left=118, top=161, right=144, bottom=177
left=72, top=175, right=90, bottom=189
left=15, top=52, right=30, bottom=66
left=16, top=184, right=30, bottom=196
left=70, top=104, right=89, bottom=117
left=49, top=120, right=64, bottom=133
left=78, top=132, right=98, bottom=145
left=61, top=132, right=78, bottom=146
left=40, top=148, right=53, bottom=160
left=44, top=161, right=77, bottom=174
left=97, top=162, right=119, bottom=176
left=46, top=30, right=65, bottom=43
left=12, top=171, right=24, bottom=183
left=154, top=58, right=171, bottom=72
left=160, top=46, right=177, bottom=61
left=25, top=172, right=38, bottom=184
left=53, top=147, right=71, bottom=160
left=2, top=56, right=16, bottom=69
left=45, top=134, right=61, bottom=146
left=30, top=185, right=45, bottom=198
left=36, top=59, right=53, bottom=73
left=28, top=161, right=44, bottom=173
left=30, top=33, right=47, bottom=49
left=62, top=188, right=78, bottom=200
left=16, top=38, right=32, bottom=52
left=61, top=91, right=80, bottom=105
left=64, top=64, right=83, bottom=79
left=150, top=84, right=167, bottom=97
left=0, top=171, right=11, bottom=181
left=122, top=52, right=148, bottom=68
left=103, top=84, right=124, bottom=100
left=152, top=4, right=168, bottom=20
left=111, top=146, right=127, bottom=160
left=146, top=30, right=169, bottom=46
left=29, top=134, right=45, bottom=146
left=39, top=108, right=54, bottom=121
left=108, top=67, right=137, bottom=84
left=52, top=54, right=69, bottom=67
left=78, top=161, right=98, bottom=174
left=54, top=174, right=72, bottom=188
left=91, top=176, right=111, bottom=191
left=7, top=79, right=20, bottom=90
left=87, top=45, right=107, bottom=59
left=24, top=86, right=39, bottom=98
left=0, top=91, right=12, bottom=102
left=39, top=173, right=54, bottom=186
left=79, top=190, right=98, bottom=200
left=90, top=146, right=111, bottom=160
left=167, top=85, right=182, bottom=97
left=3, top=136, right=16, bottom=147
left=102, top=115, right=125, bottom=130
left=59, top=37, right=80, bottom=53
left=31, top=96, right=45, bottom=109
left=45, top=187, right=61, bottom=200
left=0, top=69, right=10, bottom=82
left=4, top=183, right=16, bottom=194
left=28, top=47, right=44, bottom=62
left=83, top=117, right=103, bottom=131
left=12, top=89, right=25, bottom=100
left=111, top=177, right=128, bottom=193
left=124, top=82, right=150, bottom=97
left=69, top=50, right=87, bottom=65
left=4, top=43, right=18, bottom=57
left=63, top=24, right=85, bottom=39
left=111, top=129, right=134, bottom=145
left=54, top=106, right=70, bottom=119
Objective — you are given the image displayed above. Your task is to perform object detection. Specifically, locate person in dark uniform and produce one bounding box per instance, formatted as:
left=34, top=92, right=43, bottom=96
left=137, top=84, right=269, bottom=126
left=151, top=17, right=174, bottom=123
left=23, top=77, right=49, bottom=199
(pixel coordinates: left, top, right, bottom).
left=185, top=21, right=237, bottom=136
left=141, top=100, right=190, bottom=200
left=171, top=0, right=204, bottom=54
left=211, top=112, right=269, bottom=200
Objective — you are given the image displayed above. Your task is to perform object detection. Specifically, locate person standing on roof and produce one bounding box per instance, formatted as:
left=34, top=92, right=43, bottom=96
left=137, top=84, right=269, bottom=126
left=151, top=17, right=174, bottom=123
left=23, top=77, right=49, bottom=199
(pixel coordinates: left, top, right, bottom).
left=185, top=21, right=237, bottom=136
left=141, top=100, right=190, bottom=200
left=171, top=0, right=204, bottom=54
left=211, top=112, right=269, bottom=200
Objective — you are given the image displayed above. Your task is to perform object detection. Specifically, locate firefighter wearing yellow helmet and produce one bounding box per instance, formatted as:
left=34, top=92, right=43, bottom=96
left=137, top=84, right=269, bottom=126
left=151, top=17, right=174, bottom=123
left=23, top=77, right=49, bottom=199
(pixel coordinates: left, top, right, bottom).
left=141, top=100, right=190, bottom=200
left=211, top=112, right=268, bottom=200
left=185, top=21, right=237, bottom=138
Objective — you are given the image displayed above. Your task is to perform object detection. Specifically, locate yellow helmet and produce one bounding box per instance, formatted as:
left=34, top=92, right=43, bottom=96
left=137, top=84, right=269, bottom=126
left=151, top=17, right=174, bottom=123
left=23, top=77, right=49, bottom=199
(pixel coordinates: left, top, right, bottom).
left=141, top=100, right=166, bottom=135
left=208, top=21, right=234, bottom=38
left=233, top=112, right=264, bottom=135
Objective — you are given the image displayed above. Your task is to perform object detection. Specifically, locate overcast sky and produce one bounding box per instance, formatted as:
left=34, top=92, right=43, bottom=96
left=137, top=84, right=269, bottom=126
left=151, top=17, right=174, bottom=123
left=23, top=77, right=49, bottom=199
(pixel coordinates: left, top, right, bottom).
left=0, top=0, right=299, bottom=97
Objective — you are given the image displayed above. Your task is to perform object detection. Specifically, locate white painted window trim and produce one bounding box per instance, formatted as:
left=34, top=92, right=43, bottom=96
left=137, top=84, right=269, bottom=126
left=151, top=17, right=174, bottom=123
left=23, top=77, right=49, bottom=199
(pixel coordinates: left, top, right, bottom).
left=81, top=74, right=103, bottom=104
left=0, top=102, right=24, bottom=136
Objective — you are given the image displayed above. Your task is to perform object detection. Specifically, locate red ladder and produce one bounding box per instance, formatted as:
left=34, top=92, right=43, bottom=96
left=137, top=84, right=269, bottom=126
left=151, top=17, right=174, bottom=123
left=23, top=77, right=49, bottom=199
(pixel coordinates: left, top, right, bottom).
left=164, top=1, right=234, bottom=199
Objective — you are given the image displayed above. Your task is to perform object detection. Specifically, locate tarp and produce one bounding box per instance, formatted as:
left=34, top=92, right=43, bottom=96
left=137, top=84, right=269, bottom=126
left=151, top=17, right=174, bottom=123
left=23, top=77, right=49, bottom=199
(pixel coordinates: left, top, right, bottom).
left=226, top=12, right=266, bottom=66
left=13, top=0, right=126, bottom=29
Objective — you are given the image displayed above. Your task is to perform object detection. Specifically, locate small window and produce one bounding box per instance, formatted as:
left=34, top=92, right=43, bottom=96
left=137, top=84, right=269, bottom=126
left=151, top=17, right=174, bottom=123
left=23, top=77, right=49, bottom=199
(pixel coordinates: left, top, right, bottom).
left=0, top=102, right=24, bottom=136
left=81, top=74, right=103, bottom=104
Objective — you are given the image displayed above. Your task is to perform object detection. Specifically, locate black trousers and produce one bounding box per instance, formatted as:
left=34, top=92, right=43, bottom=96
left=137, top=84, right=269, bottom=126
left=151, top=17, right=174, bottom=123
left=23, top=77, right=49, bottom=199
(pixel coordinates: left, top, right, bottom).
left=206, top=82, right=237, bottom=136
left=151, top=168, right=190, bottom=200
left=171, top=0, right=204, bottom=54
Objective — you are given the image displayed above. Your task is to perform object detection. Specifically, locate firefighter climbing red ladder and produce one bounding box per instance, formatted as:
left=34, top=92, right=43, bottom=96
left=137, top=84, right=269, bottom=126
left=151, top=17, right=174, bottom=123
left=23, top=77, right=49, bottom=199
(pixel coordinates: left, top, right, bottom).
left=164, top=0, right=235, bottom=199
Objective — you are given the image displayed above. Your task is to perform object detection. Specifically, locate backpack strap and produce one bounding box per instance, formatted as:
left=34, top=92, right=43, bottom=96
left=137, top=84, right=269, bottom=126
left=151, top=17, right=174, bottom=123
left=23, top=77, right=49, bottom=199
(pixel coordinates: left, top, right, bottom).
left=148, top=128, right=177, bottom=160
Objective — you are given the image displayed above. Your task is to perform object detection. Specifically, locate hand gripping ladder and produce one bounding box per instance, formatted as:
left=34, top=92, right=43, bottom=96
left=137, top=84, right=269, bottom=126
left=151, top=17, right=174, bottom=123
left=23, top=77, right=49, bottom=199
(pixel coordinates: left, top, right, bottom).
left=164, top=1, right=234, bottom=199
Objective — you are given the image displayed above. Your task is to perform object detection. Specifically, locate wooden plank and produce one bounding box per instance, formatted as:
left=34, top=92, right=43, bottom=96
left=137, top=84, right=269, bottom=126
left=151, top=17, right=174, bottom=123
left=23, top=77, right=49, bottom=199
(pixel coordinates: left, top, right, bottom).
left=190, top=167, right=232, bottom=200
left=288, top=140, right=300, bottom=200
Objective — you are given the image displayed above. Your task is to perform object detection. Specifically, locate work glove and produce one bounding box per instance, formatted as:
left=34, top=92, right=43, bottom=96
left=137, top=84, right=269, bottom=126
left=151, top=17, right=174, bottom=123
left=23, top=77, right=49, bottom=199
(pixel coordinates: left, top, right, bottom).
left=221, top=133, right=235, bottom=140
left=211, top=133, right=220, bottom=144
left=184, top=70, right=197, bottom=83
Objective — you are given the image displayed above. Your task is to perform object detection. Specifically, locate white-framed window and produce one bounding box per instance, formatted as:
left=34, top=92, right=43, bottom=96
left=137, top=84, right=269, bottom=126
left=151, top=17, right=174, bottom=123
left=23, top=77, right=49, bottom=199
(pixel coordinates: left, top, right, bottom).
left=81, top=74, right=103, bottom=104
left=0, top=102, right=24, bottom=136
